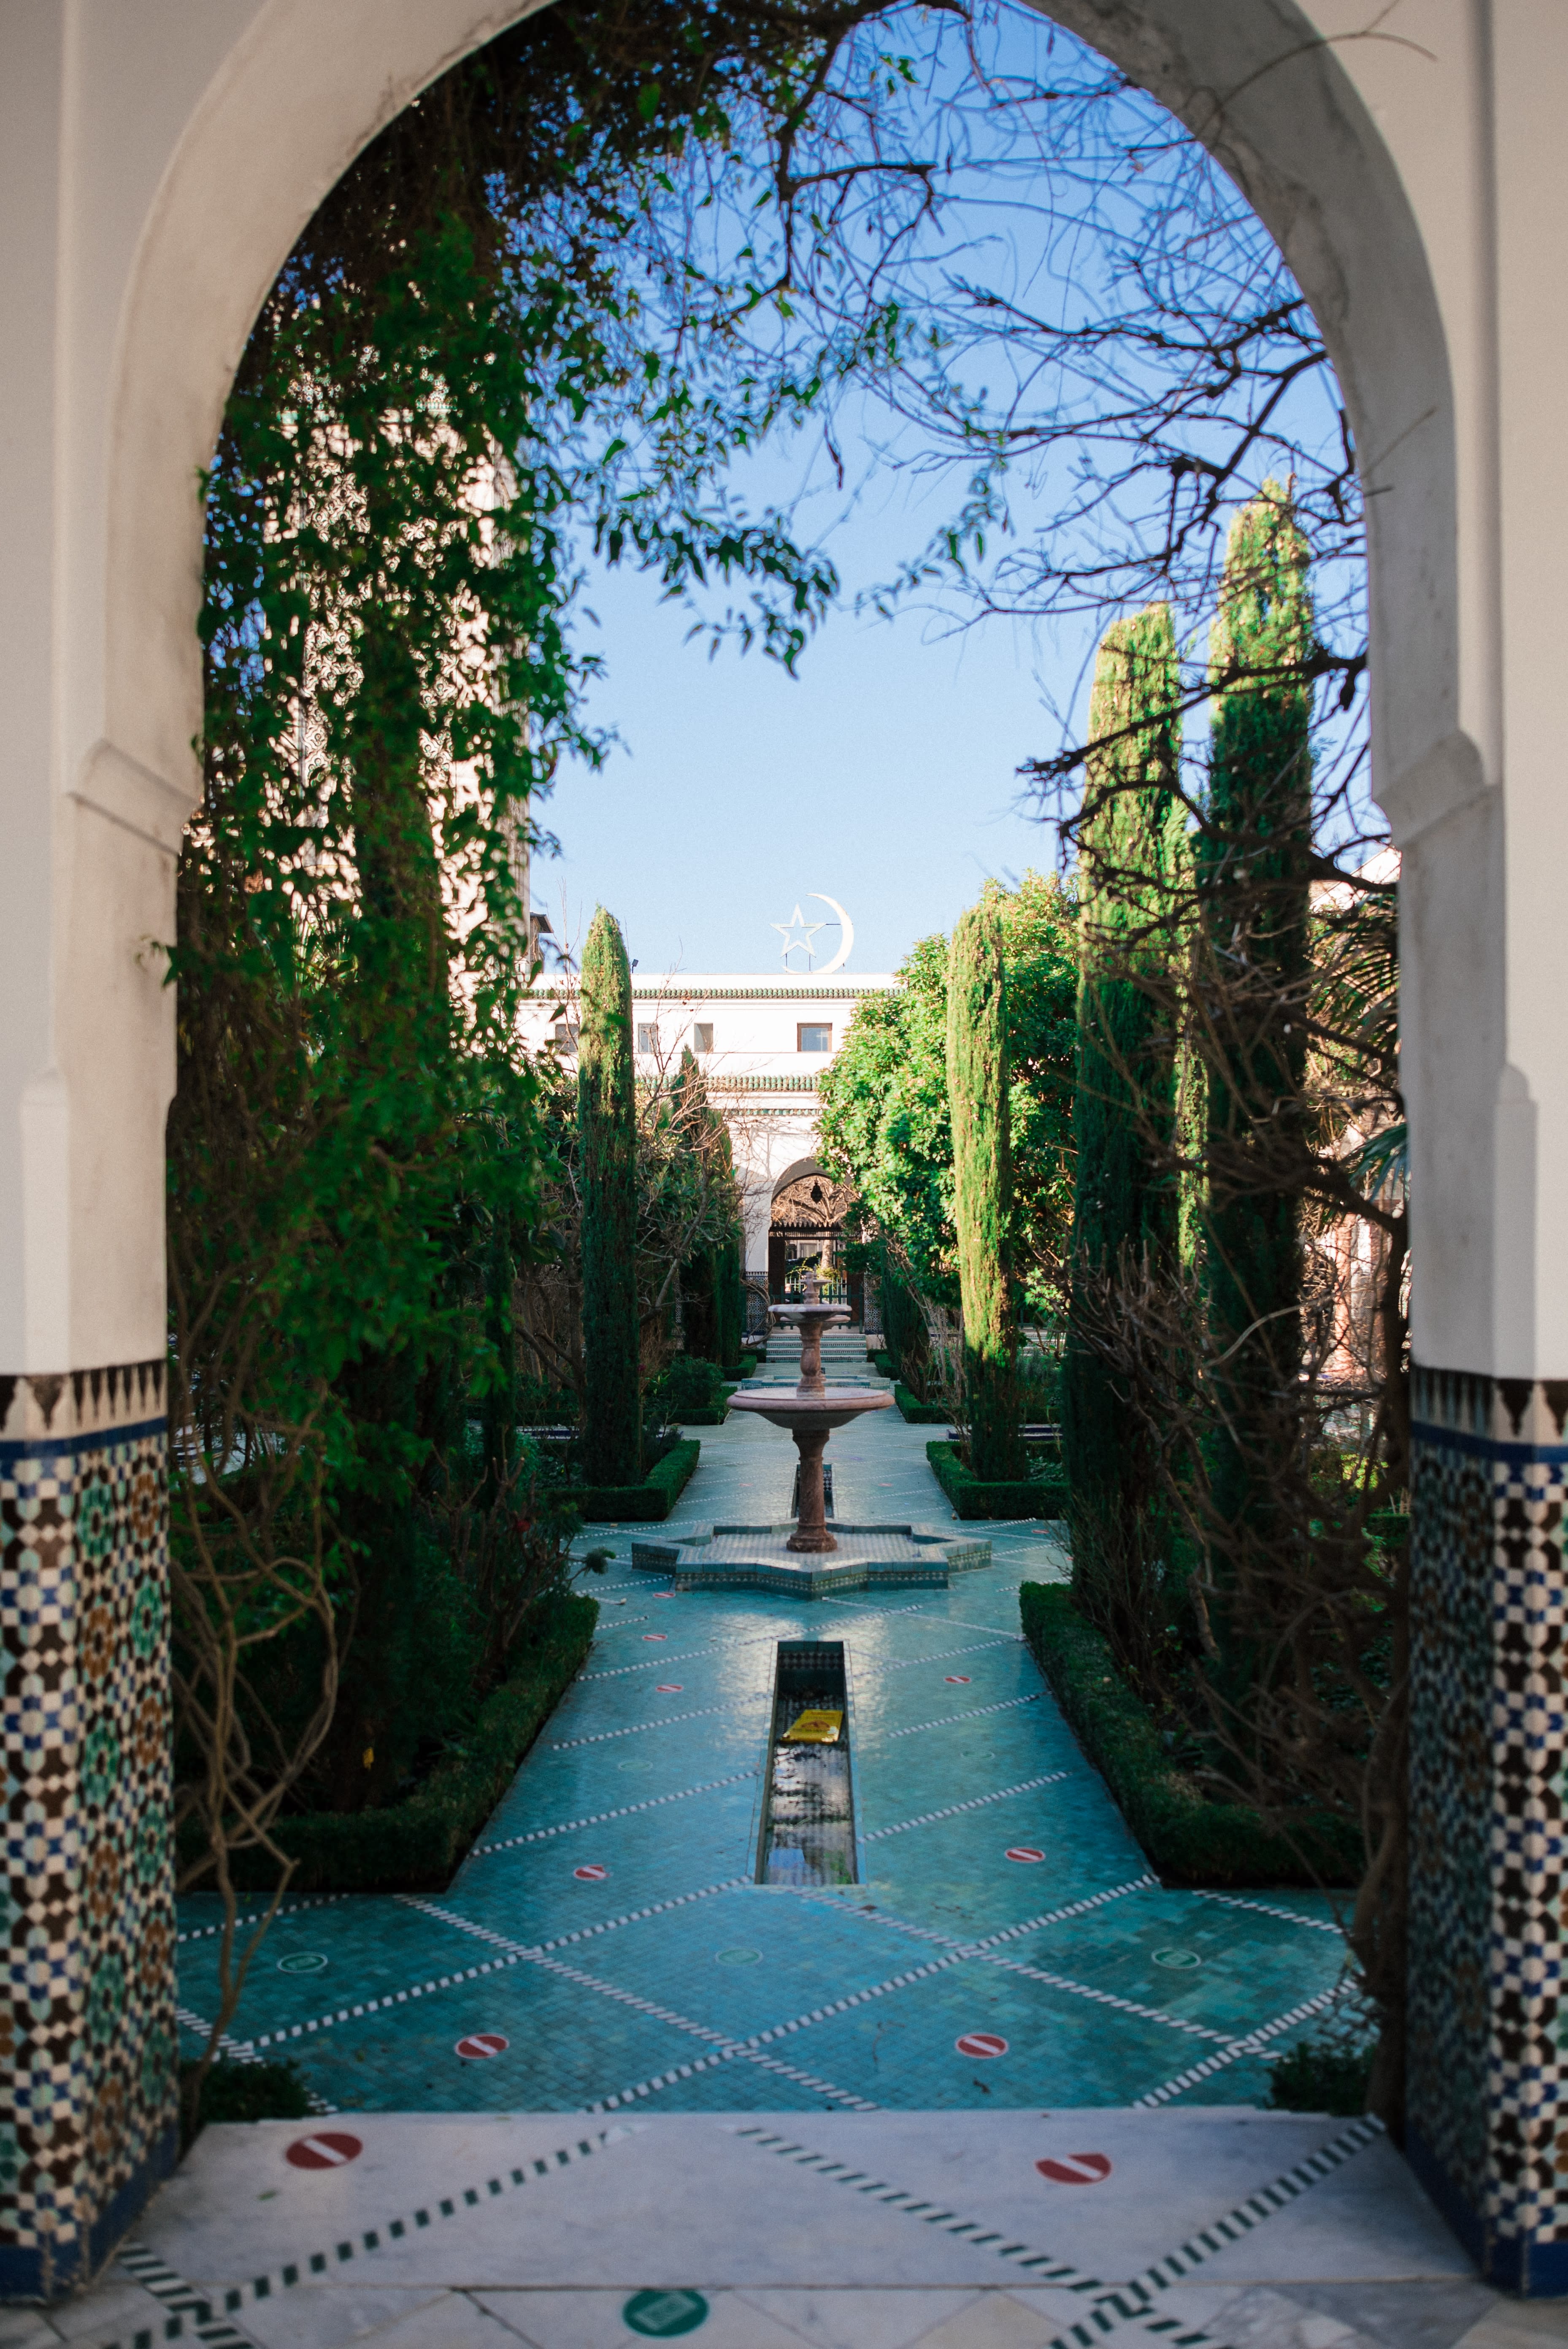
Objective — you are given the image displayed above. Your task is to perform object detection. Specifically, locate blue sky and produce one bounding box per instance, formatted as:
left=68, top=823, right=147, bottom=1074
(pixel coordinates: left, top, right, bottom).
left=523, top=0, right=1366, bottom=981
left=533, top=440, right=1073, bottom=981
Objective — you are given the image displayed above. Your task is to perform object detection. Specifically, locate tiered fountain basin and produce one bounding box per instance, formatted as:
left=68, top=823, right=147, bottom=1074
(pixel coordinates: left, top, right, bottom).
left=631, top=1520, right=991, bottom=1600
left=634, top=1284, right=992, bottom=1597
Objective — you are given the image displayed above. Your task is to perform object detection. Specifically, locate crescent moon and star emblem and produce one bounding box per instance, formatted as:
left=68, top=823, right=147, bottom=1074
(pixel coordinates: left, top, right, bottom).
left=770, top=895, right=854, bottom=974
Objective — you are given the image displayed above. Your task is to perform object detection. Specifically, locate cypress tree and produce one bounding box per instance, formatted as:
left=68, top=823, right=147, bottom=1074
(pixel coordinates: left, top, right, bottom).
left=716, top=1223, right=744, bottom=1370
left=479, top=1205, right=517, bottom=1511
left=681, top=1248, right=718, bottom=1360
left=674, top=1046, right=722, bottom=1362
left=1062, top=605, right=1186, bottom=1645
left=1202, top=487, right=1314, bottom=1661
left=579, top=907, right=642, bottom=1483
left=946, top=903, right=1023, bottom=1481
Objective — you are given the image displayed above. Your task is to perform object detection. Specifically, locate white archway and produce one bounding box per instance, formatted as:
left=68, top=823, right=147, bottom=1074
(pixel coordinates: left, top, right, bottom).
left=771, top=1156, right=833, bottom=1199
left=29, top=0, right=1493, bottom=1390
left=3, top=0, right=1557, bottom=2295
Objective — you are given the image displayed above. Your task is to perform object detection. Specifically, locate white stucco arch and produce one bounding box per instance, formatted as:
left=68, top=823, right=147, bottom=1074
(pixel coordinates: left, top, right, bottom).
left=7, top=0, right=1565, bottom=2294
left=8, top=0, right=1490, bottom=1384
left=771, top=1157, right=833, bottom=1200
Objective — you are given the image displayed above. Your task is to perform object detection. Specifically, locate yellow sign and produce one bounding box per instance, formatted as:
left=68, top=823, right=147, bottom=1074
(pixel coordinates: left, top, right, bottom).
left=782, top=1708, right=844, bottom=1744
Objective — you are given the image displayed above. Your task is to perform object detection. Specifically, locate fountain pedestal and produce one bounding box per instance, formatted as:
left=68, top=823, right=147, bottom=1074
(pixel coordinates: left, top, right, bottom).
left=788, top=1426, right=835, bottom=1552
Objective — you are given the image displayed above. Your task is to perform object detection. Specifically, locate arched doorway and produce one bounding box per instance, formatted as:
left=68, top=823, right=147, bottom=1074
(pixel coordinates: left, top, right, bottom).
left=5, top=0, right=1553, bottom=2293
left=768, top=1165, right=858, bottom=1312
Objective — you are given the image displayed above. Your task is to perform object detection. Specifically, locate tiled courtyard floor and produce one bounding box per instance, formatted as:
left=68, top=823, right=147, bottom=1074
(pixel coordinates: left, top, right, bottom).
left=29, top=1348, right=1546, bottom=2346
left=173, top=1368, right=1351, bottom=2118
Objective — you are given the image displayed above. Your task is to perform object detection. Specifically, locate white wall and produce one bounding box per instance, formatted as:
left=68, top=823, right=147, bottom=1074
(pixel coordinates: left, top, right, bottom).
left=518, top=973, right=896, bottom=1279
left=1, top=0, right=1557, bottom=1379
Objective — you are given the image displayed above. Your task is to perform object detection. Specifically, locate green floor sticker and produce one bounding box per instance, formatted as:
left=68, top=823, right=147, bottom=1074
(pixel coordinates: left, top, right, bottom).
left=1153, top=1948, right=1202, bottom=1969
left=714, top=1946, right=762, bottom=1966
left=276, top=1952, right=328, bottom=1974
left=623, top=2286, right=709, bottom=2335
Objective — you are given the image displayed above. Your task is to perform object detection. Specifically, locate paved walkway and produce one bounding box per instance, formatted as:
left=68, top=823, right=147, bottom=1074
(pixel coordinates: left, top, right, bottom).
left=16, top=1346, right=1554, bottom=2345
left=173, top=1361, right=1347, bottom=2117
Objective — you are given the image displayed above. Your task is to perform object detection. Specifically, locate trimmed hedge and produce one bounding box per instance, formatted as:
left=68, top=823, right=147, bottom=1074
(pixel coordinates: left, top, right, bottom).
left=927, top=1439, right=1066, bottom=1520
left=679, top=1391, right=736, bottom=1428
left=1019, top=1581, right=1361, bottom=1888
left=560, top=1438, right=700, bottom=1521
left=871, top=1351, right=897, bottom=1379
left=896, top=1384, right=949, bottom=1425
left=221, top=1590, right=600, bottom=1895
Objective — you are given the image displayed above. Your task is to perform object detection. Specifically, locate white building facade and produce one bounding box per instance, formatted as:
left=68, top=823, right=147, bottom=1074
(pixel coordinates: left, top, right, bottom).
left=519, top=968, right=896, bottom=1307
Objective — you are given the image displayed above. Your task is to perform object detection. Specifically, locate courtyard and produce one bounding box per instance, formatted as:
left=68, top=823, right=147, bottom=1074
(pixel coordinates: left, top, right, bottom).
left=25, top=1354, right=1511, bottom=2349
left=10, top=0, right=1568, bottom=2329
left=173, top=1357, right=1346, bottom=2122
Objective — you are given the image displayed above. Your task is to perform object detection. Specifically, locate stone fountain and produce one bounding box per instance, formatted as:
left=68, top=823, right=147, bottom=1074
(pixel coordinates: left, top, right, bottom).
left=730, top=1271, right=888, bottom=1552
left=631, top=1271, right=992, bottom=1599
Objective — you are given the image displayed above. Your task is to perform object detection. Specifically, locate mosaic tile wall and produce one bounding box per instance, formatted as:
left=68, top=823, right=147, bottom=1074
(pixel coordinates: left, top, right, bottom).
left=0, top=1363, right=178, bottom=2300
left=1408, top=1365, right=1568, bottom=2294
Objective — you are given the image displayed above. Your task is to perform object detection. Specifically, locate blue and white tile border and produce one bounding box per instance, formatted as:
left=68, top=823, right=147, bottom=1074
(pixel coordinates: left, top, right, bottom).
left=1408, top=1365, right=1568, bottom=2291
left=0, top=1362, right=178, bottom=2298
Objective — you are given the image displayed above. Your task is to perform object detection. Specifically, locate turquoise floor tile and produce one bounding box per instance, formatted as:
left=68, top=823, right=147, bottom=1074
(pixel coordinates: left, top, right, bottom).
left=181, top=1400, right=1346, bottom=2118
left=176, top=1895, right=479, bottom=2042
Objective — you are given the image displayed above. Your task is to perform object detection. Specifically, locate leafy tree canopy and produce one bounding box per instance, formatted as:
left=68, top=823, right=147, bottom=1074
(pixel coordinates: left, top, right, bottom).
left=819, top=871, right=1077, bottom=1316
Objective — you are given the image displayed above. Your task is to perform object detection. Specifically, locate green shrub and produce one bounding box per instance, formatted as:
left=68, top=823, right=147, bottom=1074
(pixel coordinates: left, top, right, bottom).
left=217, top=1590, right=598, bottom=1893
left=673, top=1400, right=733, bottom=1427
left=878, top=1256, right=931, bottom=1395
left=1365, top=1509, right=1409, bottom=1550
left=1017, top=1352, right=1063, bottom=1422
left=561, top=1438, right=700, bottom=1522
left=192, top=2059, right=315, bottom=2128
left=516, top=1378, right=576, bottom=1427
left=928, top=1440, right=1066, bottom=1521
left=1019, top=1581, right=1361, bottom=1887
left=871, top=1350, right=896, bottom=1379
left=896, top=1384, right=949, bottom=1425
left=654, top=1356, right=728, bottom=1421
left=1266, top=2028, right=1372, bottom=2116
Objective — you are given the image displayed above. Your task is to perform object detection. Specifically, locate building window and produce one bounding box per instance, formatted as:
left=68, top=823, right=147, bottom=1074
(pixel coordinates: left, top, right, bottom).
left=798, top=1022, right=832, bottom=1053
left=692, top=1023, right=713, bottom=1053
left=553, top=1022, right=579, bottom=1053
left=637, top=1023, right=657, bottom=1054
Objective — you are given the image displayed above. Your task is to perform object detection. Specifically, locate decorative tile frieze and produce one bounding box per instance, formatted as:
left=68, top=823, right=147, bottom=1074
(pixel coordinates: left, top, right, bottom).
left=0, top=1363, right=176, bottom=2298
left=0, top=1359, right=165, bottom=1448
left=1409, top=1365, right=1568, bottom=2292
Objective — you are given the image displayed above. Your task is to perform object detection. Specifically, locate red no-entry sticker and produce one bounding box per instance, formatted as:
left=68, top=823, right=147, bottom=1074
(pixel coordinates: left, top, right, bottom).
left=955, top=2031, right=1009, bottom=2059
left=643, top=1633, right=668, bottom=1642
left=945, top=1675, right=971, bottom=1685
left=1037, top=2153, right=1112, bottom=2185
left=574, top=1863, right=609, bottom=1881
left=1006, top=1846, right=1046, bottom=1865
left=455, top=2033, right=509, bottom=2060
left=656, top=1683, right=683, bottom=1693
left=285, top=2132, right=362, bottom=2170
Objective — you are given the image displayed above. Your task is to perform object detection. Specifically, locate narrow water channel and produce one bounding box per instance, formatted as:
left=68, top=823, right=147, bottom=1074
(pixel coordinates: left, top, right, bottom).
left=756, top=1640, right=858, bottom=1887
